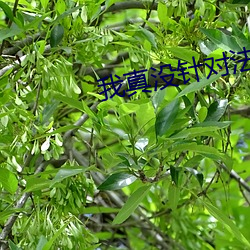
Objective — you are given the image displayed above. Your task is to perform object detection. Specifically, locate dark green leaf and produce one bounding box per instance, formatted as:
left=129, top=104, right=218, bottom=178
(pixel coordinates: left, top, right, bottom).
left=98, top=172, right=137, bottom=191
left=155, top=98, right=179, bottom=137
left=112, top=185, right=151, bottom=224
left=50, top=24, right=64, bottom=47
left=0, top=2, right=14, bottom=21
left=205, top=99, right=228, bottom=122
left=170, top=166, right=181, bottom=186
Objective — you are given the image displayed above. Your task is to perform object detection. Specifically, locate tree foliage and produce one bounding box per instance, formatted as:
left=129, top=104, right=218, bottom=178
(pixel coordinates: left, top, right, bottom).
left=1, top=0, right=250, bottom=249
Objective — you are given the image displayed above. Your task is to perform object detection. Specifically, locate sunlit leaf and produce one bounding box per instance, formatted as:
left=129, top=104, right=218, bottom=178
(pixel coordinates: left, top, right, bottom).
left=168, top=182, right=180, bottom=210
left=98, top=172, right=137, bottom=191
left=0, top=168, right=18, bottom=194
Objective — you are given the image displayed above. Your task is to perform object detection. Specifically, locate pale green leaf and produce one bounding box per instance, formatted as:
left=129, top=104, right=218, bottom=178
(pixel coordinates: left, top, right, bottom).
left=0, top=168, right=18, bottom=194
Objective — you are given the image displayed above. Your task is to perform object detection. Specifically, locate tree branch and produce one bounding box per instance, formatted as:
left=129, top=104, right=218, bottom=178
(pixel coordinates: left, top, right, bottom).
left=2, top=32, right=46, bottom=56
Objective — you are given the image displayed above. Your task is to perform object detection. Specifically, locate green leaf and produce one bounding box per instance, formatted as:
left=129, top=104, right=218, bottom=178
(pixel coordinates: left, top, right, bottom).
left=80, top=206, right=120, bottom=214
left=24, top=177, right=51, bottom=192
left=0, top=1, right=14, bottom=21
left=0, top=168, right=18, bottom=194
left=185, top=167, right=204, bottom=187
left=119, top=103, right=140, bottom=115
left=155, top=98, right=179, bottom=137
left=42, top=223, right=69, bottom=250
left=183, top=155, right=203, bottom=168
left=98, top=172, right=137, bottom=191
left=170, top=126, right=221, bottom=139
left=170, top=143, right=229, bottom=165
left=51, top=166, right=86, bottom=186
left=112, top=185, right=151, bottom=224
left=137, top=27, right=157, bottom=48
left=40, top=0, right=49, bottom=9
left=205, top=99, right=228, bottom=122
left=0, top=25, right=23, bottom=42
left=193, top=121, right=231, bottom=129
left=200, top=28, right=242, bottom=52
left=168, top=47, right=200, bottom=64
left=177, top=70, right=225, bottom=98
left=151, top=88, right=166, bottom=111
left=198, top=39, right=218, bottom=55
left=53, top=92, right=84, bottom=112
left=168, top=182, right=180, bottom=210
left=9, top=241, right=21, bottom=250
left=54, top=5, right=83, bottom=24
left=198, top=106, right=208, bottom=122
left=157, top=2, right=168, bottom=24
left=0, top=209, right=23, bottom=223
left=203, top=201, right=250, bottom=248
left=170, top=166, right=180, bottom=186
left=36, top=236, right=48, bottom=250
left=41, top=101, right=60, bottom=125
left=50, top=24, right=64, bottom=47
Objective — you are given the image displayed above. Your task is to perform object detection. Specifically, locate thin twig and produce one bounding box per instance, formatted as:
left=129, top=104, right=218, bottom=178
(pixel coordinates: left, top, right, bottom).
left=142, top=0, right=156, bottom=28
left=219, top=163, right=250, bottom=193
